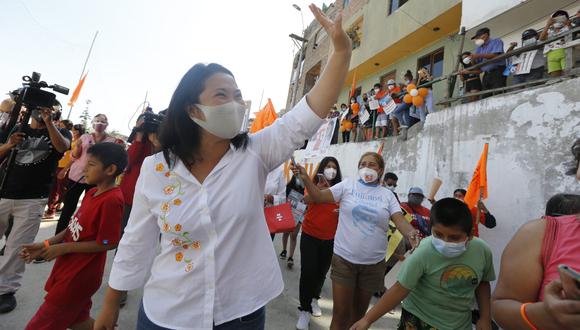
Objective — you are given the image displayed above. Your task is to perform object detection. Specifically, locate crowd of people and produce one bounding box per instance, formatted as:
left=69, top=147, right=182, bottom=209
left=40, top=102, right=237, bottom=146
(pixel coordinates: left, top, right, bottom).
left=339, top=9, right=580, bottom=143
left=0, top=4, right=578, bottom=330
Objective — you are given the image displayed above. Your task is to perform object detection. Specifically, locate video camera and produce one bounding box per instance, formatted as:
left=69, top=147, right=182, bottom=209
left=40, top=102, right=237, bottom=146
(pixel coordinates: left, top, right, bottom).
left=127, top=107, right=166, bottom=143
left=1, top=72, right=69, bottom=142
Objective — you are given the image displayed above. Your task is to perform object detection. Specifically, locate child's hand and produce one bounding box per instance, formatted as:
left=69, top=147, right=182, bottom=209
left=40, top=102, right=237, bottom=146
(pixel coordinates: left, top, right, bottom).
left=19, top=242, right=46, bottom=263
left=476, top=318, right=492, bottom=330
left=41, top=244, right=67, bottom=261
left=350, top=318, right=371, bottom=330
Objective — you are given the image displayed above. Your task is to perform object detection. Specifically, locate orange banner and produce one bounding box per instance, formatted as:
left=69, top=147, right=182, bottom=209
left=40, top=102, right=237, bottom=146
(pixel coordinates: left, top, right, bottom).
left=464, top=143, right=489, bottom=210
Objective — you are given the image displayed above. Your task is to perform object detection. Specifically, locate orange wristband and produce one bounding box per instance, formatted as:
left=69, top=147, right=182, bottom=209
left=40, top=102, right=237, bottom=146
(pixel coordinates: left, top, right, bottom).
left=520, top=303, right=539, bottom=330
left=43, top=240, right=50, bottom=248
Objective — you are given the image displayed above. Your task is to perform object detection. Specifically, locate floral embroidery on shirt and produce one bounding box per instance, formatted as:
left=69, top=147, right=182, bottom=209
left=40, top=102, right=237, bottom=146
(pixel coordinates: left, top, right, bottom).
left=157, top=163, right=199, bottom=273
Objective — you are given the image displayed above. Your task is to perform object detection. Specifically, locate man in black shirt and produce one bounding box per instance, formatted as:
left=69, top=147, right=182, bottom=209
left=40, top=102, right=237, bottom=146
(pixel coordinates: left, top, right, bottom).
left=0, top=106, right=70, bottom=313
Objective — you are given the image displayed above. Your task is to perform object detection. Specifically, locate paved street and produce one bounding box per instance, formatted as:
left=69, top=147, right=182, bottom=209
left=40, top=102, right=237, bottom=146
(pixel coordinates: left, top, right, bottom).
left=0, top=220, right=399, bottom=329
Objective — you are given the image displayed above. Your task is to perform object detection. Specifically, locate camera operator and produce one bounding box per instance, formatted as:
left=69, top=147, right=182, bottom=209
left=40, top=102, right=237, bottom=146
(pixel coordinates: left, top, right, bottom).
left=120, top=110, right=163, bottom=236
left=0, top=104, right=71, bottom=314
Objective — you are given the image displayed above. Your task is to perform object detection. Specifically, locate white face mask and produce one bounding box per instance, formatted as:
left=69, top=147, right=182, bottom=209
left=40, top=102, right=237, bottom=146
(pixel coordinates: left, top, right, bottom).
left=191, top=101, right=247, bottom=139
left=387, top=85, right=395, bottom=90
left=462, top=57, right=472, bottom=65
left=351, top=99, right=356, bottom=104
left=358, top=167, right=378, bottom=183
left=374, top=88, right=380, bottom=94
left=522, top=38, right=536, bottom=46
left=432, top=236, right=468, bottom=258
left=474, top=39, right=485, bottom=47
left=324, top=168, right=337, bottom=180
left=386, top=185, right=396, bottom=192
left=553, top=22, right=564, bottom=29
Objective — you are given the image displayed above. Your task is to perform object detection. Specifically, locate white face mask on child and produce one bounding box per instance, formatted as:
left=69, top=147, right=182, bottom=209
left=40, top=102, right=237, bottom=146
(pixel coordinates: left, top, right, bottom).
left=324, top=168, right=337, bottom=180
left=431, top=236, right=468, bottom=258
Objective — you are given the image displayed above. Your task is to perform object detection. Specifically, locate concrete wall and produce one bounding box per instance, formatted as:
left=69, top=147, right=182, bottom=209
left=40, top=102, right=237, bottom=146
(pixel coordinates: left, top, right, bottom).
left=294, top=78, right=580, bottom=281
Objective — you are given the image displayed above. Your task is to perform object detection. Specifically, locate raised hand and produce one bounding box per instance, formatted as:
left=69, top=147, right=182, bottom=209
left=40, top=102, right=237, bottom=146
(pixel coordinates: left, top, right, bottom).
left=309, top=4, right=351, bottom=53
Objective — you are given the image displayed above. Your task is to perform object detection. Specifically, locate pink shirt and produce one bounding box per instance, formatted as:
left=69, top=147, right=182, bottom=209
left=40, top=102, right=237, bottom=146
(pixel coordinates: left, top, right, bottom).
left=68, top=134, right=117, bottom=183
left=539, top=214, right=580, bottom=301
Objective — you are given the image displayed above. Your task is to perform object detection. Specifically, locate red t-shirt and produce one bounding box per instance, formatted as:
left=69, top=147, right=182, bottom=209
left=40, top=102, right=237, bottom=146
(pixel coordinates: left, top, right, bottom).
left=389, top=86, right=402, bottom=104
left=44, top=187, right=124, bottom=305
left=470, top=207, right=488, bottom=237
left=401, top=202, right=431, bottom=238
left=120, top=140, right=152, bottom=205
left=302, top=202, right=339, bottom=240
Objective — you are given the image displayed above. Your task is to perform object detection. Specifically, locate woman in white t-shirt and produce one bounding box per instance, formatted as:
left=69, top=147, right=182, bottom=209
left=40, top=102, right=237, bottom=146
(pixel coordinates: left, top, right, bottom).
left=94, top=5, right=352, bottom=330
left=294, top=152, right=419, bottom=330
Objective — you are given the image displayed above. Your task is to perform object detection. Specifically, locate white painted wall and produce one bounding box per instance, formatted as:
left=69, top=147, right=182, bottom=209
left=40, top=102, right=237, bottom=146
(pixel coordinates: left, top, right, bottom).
left=294, top=78, right=580, bottom=284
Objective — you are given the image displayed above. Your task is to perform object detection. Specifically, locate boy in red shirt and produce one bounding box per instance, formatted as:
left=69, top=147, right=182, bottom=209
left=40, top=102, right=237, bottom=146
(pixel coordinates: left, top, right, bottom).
left=20, top=142, right=127, bottom=330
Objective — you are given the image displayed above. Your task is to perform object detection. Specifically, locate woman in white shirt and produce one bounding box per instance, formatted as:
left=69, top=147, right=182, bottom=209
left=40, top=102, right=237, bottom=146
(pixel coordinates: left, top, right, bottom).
left=94, top=5, right=351, bottom=330
left=294, top=152, right=420, bottom=330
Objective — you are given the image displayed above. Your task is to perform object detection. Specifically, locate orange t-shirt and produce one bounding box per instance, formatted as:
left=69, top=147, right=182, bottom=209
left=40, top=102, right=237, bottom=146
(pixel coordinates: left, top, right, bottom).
left=302, top=202, right=339, bottom=240
left=351, top=103, right=360, bottom=116
left=389, top=86, right=402, bottom=103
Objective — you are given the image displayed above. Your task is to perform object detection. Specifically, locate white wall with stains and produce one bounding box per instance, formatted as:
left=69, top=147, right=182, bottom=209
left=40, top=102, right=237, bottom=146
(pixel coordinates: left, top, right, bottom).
left=293, top=77, right=580, bottom=279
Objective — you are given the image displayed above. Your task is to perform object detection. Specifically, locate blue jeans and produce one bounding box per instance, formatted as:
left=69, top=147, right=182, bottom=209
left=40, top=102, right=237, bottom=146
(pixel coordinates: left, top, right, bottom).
left=137, top=300, right=266, bottom=330
left=391, top=102, right=411, bottom=126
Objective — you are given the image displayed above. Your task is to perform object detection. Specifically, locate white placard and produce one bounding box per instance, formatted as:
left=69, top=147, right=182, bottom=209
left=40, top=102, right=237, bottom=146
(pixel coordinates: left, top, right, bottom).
left=369, top=100, right=380, bottom=110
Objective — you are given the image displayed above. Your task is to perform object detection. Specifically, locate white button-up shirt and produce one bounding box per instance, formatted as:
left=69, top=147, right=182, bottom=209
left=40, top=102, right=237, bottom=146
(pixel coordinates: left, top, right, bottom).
left=109, top=97, right=323, bottom=329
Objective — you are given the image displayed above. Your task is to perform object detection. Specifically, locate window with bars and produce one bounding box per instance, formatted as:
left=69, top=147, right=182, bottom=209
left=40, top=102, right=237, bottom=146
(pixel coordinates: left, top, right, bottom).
left=417, top=48, right=444, bottom=78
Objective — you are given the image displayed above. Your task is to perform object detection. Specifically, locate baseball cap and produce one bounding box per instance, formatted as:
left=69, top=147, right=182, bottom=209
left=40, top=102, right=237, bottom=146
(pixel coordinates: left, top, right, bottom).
left=471, top=27, right=490, bottom=40
left=387, top=79, right=396, bottom=85
left=409, top=187, right=425, bottom=196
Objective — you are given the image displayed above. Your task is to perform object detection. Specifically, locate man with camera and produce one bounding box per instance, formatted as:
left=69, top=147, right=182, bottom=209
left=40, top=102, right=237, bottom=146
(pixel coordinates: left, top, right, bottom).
left=0, top=105, right=71, bottom=313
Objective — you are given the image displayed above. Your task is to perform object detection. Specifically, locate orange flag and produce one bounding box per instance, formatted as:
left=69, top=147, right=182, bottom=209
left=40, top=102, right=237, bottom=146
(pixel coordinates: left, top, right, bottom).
left=68, top=73, right=88, bottom=107
left=250, top=99, right=278, bottom=133
left=349, top=70, right=357, bottom=99
left=464, top=143, right=489, bottom=210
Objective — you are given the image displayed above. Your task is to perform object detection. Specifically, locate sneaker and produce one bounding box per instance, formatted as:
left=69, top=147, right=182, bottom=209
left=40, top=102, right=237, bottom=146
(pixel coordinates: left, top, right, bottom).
left=311, top=299, right=322, bottom=317
left=279, top=250, right=287, bottom=260
left=296, top=310, right=310, bottom=330
left=42, top=211, right=55, bottom=219
left=0, top=293, right=16, bottom=314
left=287, top=257, right=294, bottom=269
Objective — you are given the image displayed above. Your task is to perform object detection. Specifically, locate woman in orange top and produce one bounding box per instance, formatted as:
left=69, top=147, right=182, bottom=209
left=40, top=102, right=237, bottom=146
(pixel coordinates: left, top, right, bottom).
left=295, top=157, right=342, bottom=329
left=349, top=97, right=360, bottom=142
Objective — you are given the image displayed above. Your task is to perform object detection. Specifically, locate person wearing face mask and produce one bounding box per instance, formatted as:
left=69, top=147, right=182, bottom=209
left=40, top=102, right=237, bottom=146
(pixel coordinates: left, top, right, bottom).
left=385, top=80, right=403, bottom=135
left=295, top=157, right=343, bottom=329
left=94, top=5, right=352, bottom=330
left=459, top=51, right=483, bottom=103
left=0, top=103, right=71, bottom=314
left=507, top=29, right=546, bottom=85
left=293, top=152, right=420, bottom=330
left=453, top=188, right=496, bottom=237
left=351, top=198, right=495, bottom=330
left=55, top=114, right=117, bottom=236
left=390, top=71, right=418, bottom=134
left=469, top=27, right=507, bottom=97
left=401, top=187, right=431, bottom=239
left=540, top=10, right=572, bottom=78
left=373, top=83, right=390, bottom=139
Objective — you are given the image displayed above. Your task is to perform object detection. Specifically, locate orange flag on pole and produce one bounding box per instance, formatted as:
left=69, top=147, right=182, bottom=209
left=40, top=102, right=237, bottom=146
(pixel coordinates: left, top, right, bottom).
left=349, top=71, right=357, bottom=99
left=250, top=98, right=277, bottom=133
left=464, top=143, right=489, bottom=210
left=68, top=73, right=88, bottom=107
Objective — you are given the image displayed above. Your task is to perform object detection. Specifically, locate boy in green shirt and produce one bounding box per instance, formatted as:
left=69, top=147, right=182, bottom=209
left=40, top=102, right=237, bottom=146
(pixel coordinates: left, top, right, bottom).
left=351, top=198, right=495, bottom=330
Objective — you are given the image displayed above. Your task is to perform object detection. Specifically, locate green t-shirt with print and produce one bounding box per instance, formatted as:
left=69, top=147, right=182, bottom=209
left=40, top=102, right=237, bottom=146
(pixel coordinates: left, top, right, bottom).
left=397, top=236, right=496, bottom=330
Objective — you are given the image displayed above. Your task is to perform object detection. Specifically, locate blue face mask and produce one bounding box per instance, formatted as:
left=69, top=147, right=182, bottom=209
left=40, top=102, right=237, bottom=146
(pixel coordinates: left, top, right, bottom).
left=431, top=236, right=468, bottom=258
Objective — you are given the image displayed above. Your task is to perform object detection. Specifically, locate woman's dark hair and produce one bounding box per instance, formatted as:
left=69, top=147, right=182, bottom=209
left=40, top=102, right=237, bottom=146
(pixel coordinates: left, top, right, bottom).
left=72, top=124, right=85, bottom=135
left=545, top=194, right=580, bottom=216
left=404, top=70, right=414, bottom=81
left=461, top=51, right=472, bottom=57
left=159, top=63, right=249, bottom=167
left=313, top=157, right=342, bottom=187
left=431, top=198, right=473, bottom=235
left=373, top=83, right=381, bottom=89
left=94, top=113, right=108, bottom=121
left=340, top=103, right=347, bottom=108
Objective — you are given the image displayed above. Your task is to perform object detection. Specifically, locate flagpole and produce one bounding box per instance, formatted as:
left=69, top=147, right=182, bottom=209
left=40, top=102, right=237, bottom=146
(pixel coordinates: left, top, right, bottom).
left=67, top=30, right=99, bottom=119
left=475, top=143, right=489, bottom=226
left=258, top=89, right=264, bottom=110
